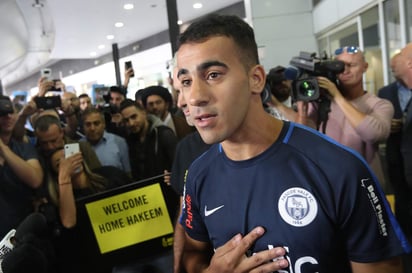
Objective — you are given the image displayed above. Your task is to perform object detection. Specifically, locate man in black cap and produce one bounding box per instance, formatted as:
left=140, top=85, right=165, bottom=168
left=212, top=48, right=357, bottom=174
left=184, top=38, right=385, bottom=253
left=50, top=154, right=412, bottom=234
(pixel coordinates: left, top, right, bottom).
left=141, top=85, right=193, bottom=140
left=266, top=66, right=292, bottom=106
left=0, top=95, right=44, bottom=240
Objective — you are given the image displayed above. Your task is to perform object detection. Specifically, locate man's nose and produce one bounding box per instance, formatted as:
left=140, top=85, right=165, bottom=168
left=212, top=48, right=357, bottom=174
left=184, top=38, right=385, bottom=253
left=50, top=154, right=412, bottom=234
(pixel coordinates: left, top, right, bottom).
left=189, top=79, right=209, bottom=107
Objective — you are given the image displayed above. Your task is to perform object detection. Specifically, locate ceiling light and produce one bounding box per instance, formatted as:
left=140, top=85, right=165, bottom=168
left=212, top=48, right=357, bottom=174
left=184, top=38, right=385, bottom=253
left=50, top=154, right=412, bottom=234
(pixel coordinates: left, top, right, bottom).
left=98, top=44, right=105, bottom=50
left=90, top=52, right=97, bottom=57
left=193, top=3, right=203, bottom=9
left=177, top=20, right=183, bottom=25
left=106, top=35, right=115, bottom=40
left=123, top=3, right=134, bottom=10
left=115, top=22, right=124, bottom=28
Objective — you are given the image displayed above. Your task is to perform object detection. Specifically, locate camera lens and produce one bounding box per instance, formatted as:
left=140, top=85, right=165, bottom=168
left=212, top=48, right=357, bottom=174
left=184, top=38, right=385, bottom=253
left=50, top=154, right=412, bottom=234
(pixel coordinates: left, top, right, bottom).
left=299, top=80, right=316, bottom=98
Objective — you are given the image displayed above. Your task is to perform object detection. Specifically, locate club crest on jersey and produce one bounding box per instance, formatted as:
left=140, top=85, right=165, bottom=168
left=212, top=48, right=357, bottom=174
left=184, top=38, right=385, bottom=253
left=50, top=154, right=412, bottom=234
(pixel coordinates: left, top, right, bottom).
left=278, top=187, right=318, bottom=227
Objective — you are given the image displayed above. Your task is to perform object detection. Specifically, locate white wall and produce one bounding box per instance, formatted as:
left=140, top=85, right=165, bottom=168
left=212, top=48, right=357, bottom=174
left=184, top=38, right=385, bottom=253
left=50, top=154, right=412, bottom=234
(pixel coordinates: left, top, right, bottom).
left=248, top=0, right=317, bottom=70
left=313, top=0, right=375, bottom=33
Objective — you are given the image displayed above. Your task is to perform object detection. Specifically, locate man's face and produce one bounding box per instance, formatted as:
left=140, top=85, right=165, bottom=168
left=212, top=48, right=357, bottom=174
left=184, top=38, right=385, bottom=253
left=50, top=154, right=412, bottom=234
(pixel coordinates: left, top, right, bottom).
left=62, top=92, right=80, bottom=111
left=145, top=94, right=168, bottom=120
left=110, top=92, right=125, bottom=108
left=36, top=123, right=65, bottom=152
left=397, top=45, right=412, bottom=81
left=177, top=36, right=254, bottom=144
left=176, top=90, right=194, bottom=126
left=79, top=96, right=92, bottom=111
left=121, top=105, right=146, bottom=135
left=335, top=51, right=367, bottom=88
left=83, top=112, right=105, bottom=144
left=272, top=80, right=291, bottom=102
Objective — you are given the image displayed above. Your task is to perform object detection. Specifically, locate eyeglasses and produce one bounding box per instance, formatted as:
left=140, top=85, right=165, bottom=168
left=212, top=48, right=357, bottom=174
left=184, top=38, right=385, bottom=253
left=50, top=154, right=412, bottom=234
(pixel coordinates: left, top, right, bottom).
left=334, top=46, right=360, bottom=56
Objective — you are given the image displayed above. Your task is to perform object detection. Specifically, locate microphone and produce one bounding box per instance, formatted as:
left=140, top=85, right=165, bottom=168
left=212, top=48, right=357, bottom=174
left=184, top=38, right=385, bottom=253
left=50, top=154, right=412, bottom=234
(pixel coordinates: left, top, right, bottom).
left=1, top=213, right=52, bottom=273
left=284, top=66, right=301, bottom=80
left=14, top=213, right=48, bottom=243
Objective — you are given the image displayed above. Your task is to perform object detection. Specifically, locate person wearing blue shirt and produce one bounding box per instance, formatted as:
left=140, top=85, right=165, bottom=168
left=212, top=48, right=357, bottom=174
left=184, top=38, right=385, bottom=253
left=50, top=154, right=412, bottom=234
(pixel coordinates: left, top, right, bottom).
left=176, top=14, right=411, bottom=273
left=80, top=108, right=131, bottom=177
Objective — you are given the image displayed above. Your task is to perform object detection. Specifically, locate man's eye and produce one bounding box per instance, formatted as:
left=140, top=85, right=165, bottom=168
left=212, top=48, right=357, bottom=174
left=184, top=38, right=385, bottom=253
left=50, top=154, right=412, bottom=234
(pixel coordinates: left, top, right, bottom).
left=207, top=72, right=220, bottom=80
left=181, top=79, right=191, bottom=87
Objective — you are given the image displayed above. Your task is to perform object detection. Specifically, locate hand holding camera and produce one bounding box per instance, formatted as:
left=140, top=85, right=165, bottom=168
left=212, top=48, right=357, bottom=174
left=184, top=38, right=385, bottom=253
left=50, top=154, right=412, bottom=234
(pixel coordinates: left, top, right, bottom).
left=316, top=76, right=341, bottom=99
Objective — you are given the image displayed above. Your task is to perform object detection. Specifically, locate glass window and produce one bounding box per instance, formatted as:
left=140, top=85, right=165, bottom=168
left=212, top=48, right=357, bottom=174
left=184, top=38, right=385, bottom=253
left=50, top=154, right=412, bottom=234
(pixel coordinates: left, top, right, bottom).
left=329, top=24, right=359, bottom=56
left=406, top=0, right=412, bottom=41
left=361, top=6, right=383, bottom=94
left=317, top=37, right=329, bottom=58
left=384, top=0, right=402, bottom=81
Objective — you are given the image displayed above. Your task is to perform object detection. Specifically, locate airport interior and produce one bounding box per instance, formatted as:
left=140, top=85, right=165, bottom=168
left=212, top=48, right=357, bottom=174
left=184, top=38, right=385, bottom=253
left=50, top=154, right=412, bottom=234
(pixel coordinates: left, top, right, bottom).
left=1, top=0, right=412, bottom=272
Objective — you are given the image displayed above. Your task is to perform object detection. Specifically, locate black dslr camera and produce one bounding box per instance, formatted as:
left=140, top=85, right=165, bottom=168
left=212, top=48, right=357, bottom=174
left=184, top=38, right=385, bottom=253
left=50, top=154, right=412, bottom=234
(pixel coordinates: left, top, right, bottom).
left=289, top=51, right=344, bottom=102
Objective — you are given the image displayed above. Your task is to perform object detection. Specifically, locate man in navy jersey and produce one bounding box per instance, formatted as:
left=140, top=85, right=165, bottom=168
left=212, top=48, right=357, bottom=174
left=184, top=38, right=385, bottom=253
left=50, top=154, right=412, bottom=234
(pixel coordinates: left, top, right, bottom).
left=176, top=14, right=411, bottom=273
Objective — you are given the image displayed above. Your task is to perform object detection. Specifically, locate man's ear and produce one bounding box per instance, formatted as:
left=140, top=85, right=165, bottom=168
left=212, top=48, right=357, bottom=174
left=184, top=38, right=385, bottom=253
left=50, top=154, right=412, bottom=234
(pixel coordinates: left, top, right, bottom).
left=363, top=61, right=369, bottom=73
left=249, top=64, right=266, bottom=95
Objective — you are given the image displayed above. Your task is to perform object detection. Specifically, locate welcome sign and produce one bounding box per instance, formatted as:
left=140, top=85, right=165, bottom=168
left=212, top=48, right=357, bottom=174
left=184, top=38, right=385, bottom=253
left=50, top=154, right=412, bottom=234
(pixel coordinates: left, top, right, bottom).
left=75, top=175, right=179, bottom=267
left=85, top=183, right=173, bottom=253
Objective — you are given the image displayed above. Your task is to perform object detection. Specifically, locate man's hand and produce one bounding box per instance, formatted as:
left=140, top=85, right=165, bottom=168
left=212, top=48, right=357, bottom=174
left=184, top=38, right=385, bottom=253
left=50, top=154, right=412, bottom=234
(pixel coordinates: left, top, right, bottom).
left=317, top=76, right=342, bottom=99
left=124, top=67, right=134, bottom=87
left=19, top=100, right=38, bottom=118
left=38, top=79, right=55, bottom=97
left=205, top=227, right=288, bottom=273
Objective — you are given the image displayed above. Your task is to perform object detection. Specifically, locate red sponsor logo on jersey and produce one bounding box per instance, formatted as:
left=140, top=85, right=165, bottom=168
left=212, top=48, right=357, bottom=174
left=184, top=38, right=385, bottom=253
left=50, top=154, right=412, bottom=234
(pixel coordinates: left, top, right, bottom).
left=185, top=194, right=193, bottom=229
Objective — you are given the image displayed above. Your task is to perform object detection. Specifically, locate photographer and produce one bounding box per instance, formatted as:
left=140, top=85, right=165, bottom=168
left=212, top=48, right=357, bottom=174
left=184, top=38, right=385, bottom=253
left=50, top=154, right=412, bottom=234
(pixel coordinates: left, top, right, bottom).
left=282, top=46, right=393, bottom=165
left=13, top=77, right=80, bottom=142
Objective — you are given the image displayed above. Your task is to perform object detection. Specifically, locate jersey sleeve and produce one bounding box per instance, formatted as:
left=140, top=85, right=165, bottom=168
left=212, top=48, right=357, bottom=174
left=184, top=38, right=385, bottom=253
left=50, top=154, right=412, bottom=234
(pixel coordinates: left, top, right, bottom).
left=180, top=169, right=210, bottom=242
left=335, top=155, right=411, bottom=262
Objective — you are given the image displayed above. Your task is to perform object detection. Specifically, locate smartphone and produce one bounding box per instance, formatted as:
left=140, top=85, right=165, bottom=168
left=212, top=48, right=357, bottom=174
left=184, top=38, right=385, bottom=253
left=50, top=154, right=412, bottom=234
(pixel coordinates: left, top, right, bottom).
left=51, top=79, right=62, bottom=92
left=125, top=61, right=134, bottom=77
left=34, top=96, right=62, bottom=109
left=41, top=68, right=52, bottom=80
left=64, top=143, right=80, bottom=159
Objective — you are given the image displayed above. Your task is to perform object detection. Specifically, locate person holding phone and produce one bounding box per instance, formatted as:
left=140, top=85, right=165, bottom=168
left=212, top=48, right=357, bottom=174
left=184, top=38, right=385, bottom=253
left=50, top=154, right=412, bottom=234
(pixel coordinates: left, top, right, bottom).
left=13, top=76, right=80, bottom=142
left=45, top=145, right=130, bottom=273
left=123, top=61, right=134, bottom=90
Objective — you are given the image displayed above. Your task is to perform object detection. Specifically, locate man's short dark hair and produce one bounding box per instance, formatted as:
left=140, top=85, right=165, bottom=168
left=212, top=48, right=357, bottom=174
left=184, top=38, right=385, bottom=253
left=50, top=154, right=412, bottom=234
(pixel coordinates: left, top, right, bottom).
left=178, top=14, right=259, bottom=68
left=78, top=93, right=90, bottom=99
left=119, top=99, right=145, bottom=113
left=81, top=107, right=105, bottom=123
left=110, top=86, right=126, bottom=96
left=34, top=115, right=62, bottom=132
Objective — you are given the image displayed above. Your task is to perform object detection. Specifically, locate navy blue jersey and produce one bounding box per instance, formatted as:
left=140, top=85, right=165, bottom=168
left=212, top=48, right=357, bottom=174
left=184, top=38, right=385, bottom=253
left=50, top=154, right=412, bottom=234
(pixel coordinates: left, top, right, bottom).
left=181, top=122, right=411, bottom=273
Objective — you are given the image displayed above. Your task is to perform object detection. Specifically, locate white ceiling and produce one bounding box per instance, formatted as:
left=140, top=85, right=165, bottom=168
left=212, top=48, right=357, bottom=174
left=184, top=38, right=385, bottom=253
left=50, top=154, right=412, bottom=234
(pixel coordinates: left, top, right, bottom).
left=0, top=0, right=242, bottom=89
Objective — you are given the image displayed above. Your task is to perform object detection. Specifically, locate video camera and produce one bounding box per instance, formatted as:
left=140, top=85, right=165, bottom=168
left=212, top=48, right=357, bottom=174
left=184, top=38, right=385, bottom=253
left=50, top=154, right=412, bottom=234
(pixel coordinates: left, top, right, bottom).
left=288, top=51, right=344, bottom=102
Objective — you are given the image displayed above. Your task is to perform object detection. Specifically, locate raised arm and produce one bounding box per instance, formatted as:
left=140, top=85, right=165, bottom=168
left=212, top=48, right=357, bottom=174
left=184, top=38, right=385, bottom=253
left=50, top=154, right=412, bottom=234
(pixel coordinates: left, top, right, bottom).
left=0, top=138, right=43, bottom=188
left=56, top=152, right=83, bottom=228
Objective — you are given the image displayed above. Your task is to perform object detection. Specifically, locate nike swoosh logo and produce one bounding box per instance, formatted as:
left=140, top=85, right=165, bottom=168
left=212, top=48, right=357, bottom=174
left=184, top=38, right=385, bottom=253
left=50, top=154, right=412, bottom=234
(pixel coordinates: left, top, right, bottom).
left=204, top=205, right=224, bottom=217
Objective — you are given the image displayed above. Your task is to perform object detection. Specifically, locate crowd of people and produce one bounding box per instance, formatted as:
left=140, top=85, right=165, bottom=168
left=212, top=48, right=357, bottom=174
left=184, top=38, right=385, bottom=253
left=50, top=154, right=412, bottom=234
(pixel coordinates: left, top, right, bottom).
left=0, top=13, right=411, bottom=273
